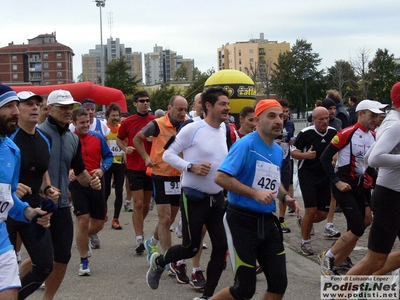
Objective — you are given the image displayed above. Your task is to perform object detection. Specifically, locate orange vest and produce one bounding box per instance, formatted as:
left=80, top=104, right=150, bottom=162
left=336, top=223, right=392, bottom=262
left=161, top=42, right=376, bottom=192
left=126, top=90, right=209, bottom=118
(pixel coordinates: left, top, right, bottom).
left=146, top=113, right=183, bottom=177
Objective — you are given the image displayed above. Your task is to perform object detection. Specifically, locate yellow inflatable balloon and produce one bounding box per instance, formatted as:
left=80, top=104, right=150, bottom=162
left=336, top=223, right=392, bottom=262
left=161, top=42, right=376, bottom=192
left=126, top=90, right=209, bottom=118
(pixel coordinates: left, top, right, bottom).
left=204, top=70, right=256, bottom=119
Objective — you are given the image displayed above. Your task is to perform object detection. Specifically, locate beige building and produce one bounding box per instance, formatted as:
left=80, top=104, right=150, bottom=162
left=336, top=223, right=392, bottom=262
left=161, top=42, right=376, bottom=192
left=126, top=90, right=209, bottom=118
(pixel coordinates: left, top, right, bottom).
left=217, top=33, right=290, bottom=83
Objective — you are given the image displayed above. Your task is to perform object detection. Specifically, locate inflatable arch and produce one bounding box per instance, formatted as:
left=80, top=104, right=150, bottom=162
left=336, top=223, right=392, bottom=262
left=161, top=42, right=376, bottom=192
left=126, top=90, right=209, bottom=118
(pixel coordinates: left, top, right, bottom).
left=11, top=81, right=128, bottom=112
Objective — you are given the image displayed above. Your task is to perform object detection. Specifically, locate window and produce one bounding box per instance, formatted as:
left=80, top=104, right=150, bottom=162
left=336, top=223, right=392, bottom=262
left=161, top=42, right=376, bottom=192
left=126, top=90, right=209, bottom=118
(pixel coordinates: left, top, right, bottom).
left=57, top=72, right=62, bottom=78
left=56, top=53, right=62, bottom=59
left=250, top=58, right=254, bottom=63
left=12, top=55, right=17, bottom=61
left=239, top=67, right=242, bottom=71
left=13, top=74, right=18, bottom=79
left=238, top=50, right=242, bottom=56
left=43, top=63, right=49, bottom=69
left=249, top=49, right=254, bottom=54
left=268, top=49, right=272, bottom=54
left=43, top=53, right=48, bottom=59
left=44, top=72, right=49, bottom=78
left=57, top=63, right=62, bottom=69
left=239, top=58, right=242, bottom=65
left=12, top=65, right=17, bottom=70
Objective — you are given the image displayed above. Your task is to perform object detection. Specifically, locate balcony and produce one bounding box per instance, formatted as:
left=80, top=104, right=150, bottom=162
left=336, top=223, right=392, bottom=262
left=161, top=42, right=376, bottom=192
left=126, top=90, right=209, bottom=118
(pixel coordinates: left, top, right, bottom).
left=30, top=76, right=42, bottom=82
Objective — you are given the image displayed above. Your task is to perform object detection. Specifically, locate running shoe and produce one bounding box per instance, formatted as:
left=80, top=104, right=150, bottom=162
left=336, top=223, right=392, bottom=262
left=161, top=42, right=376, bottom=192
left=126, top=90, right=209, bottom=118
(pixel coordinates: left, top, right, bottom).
left=256, top=265, right=263, bottom=275
left=166, top=263, right=175, bottom=276
left=79, top=259, right=91, bottom=276
left=170, top=262, right=190, bottom=284
left=339, top=256, right=354, bottom=270
left=310, top=226, right=315, bottom=235
left=135, top=239, right=145, bottom=254
left=280, top=221, right=291, bottom=233
left=300, top=242, right=314, bottom=256
left=296, top=217, right=302, bottom=228
left=193, top=296, right=211, bottom=300
left=324, top=225, right=341, bottom=238
left=202, top=242, right=208, bottom=249
left=124, top=200, right=133, bottom=212
left=146, top=252, right=164, bottom=290
left=175, top=217, right=182, bottom=238
left=318, top=251, right=339, bottom=276
left=111, top=218, right=122, bottom=230
left=90, top=234, right=101, bottom=249
left=190, top=270, right=206, bottom=290
left=145, top=237, right=158, bottom=263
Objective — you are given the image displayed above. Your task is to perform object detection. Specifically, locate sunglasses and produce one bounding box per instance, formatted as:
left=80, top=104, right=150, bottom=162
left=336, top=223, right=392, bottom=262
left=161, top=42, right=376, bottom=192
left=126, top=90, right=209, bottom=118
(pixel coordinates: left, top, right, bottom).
left=137, top=99, right=150, bottom=103
left=55, top=104, right=74, bottom=111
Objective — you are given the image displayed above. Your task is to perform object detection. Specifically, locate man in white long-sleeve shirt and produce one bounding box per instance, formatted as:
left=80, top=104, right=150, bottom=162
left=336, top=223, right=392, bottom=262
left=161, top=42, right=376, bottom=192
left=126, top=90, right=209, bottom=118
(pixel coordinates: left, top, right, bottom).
left=146, top=87, right=229, bottom=300
left=346, top=82, right=400, bottom=276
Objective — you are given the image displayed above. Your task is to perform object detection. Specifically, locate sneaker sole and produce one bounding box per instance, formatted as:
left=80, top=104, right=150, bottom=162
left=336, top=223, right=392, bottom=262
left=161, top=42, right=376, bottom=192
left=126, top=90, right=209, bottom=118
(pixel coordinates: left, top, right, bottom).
left=169, top=264, right=189, bottom=284
left=189, top=281, right=205, bottom=290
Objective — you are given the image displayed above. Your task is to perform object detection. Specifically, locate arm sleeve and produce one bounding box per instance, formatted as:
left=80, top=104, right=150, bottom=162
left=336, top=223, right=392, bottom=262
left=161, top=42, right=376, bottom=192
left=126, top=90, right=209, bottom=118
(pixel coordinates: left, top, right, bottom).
left=320, top=144, right=340, bottom=184
left=367, top=124, right=400, bottom=167
left=71, top=141, right=86, bottom=176
left=163, top=125, right=192, bottom=171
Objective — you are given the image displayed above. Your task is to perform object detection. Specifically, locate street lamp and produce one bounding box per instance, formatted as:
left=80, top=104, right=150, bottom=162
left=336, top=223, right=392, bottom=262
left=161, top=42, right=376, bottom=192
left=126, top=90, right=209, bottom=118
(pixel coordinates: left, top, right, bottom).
left=303, top=70, right=311, bottom=124
left=95, top=0, right=105, bottom=87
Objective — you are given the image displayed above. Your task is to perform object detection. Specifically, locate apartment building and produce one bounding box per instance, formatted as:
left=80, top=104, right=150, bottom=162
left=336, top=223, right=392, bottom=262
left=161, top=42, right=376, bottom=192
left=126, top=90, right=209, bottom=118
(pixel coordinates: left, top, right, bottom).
left=0, top=33, right=74, bottom=85
left=82, top=37, right=143, bottom=84
left=217, top=33, right=290, bottom=82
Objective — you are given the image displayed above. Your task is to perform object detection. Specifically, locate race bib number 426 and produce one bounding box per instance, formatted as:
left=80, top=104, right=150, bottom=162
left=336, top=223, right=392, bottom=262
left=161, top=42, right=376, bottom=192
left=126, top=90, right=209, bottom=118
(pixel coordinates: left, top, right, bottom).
left=251, top=160, right=280, bottom=193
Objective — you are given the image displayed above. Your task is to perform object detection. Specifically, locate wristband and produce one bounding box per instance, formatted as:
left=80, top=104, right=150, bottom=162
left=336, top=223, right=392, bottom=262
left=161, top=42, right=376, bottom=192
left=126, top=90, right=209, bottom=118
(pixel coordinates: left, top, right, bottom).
left=282, top=194, right=288, bottom=203
left=43, top=185, right=52, bottom=195
left=143, top=154, right=149, bottom=160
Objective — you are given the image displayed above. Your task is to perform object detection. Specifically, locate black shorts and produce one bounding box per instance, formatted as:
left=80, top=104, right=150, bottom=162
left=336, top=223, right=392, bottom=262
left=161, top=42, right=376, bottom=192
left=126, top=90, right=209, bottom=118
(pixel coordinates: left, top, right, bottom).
left=69, top=180, right=106, bottom=220
left=332, top=184, right=365, bottom=237
left=152, top=175, right=180, bottom=206
left=368, top=185, right=400, bottom=254
left=126, top=169, right=153, bottom=191
left=298, top=173, right=330, bottom=211
left=49, top=207, right=74, bottom=264
left=280, top=160, right=292, bottom=191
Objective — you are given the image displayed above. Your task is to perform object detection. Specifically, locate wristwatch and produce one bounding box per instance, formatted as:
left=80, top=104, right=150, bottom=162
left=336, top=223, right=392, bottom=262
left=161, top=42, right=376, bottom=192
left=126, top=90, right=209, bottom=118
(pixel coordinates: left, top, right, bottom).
left=187, top=163, right=193, bottom=173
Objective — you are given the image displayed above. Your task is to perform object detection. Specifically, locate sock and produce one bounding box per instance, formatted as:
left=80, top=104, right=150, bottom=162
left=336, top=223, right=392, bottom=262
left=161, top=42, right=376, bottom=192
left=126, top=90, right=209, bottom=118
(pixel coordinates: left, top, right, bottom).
left=150, top=236, right=158, bottom=246
left=156, top=255, right=166, bottom=268
left=279, top=217, right=284, bottom=223
left=125, top=199, right=131, bottom=203
left=302, top=239, right=310, bottom=245
left=326, top=249, right=335, bottom=258
left=193, top=267, right=201, bottom=273
left=326, top=223, right=333, bottom=229
left=136, top=235, right=143, bottom=243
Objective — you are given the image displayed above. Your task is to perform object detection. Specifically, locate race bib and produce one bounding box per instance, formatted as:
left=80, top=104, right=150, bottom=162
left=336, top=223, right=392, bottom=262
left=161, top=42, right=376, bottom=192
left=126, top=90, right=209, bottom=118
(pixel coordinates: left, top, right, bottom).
left=0, top=183, right=13, bottom=222
left=280, top=142, right=290, bottom=159
left=252, top=160, right=280, bottom=193
left=109, top=140, right=124, bottom=157
left=164, top=181, right=181, bottom=195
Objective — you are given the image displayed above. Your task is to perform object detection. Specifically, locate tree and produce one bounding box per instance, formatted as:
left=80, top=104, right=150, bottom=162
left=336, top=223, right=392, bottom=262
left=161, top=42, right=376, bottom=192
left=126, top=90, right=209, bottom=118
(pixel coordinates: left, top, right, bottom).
left=325, top=60, right=358, bottom=100
left=368, top=48, right=397, bottom=104
left=104, top=56, right=141, bottom=96
left=149, top=84, right=181, bottom=111
left=351, top=47, right=371, bottom=99
left=184, top=68, right=215, bottom=102
left=270, top=39, right=325, bottom=117
left=76, top=73, right=85, bottom=82
left=174, top=64, right=188, bottom=81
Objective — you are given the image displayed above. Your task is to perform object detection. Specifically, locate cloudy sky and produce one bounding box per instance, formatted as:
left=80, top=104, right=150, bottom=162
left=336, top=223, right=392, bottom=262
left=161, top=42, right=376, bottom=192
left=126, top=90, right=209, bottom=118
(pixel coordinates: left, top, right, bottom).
left=3, top=0, right=399, bottom=81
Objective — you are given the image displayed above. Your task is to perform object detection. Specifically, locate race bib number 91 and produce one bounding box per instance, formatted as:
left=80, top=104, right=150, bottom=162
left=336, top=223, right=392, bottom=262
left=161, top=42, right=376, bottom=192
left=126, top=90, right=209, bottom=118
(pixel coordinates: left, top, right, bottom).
left=252, top=160, right=280, bottom=193
left=164, top=181, right=181, bottom=195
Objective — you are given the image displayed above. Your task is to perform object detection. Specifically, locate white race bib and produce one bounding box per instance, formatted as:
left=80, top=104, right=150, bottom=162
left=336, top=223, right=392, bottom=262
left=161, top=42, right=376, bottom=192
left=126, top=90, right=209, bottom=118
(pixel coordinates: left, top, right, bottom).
left=109, top=140, right=124, bottom=157
left=0, top=183, right=13, bottom=222
left=280, top=142, right=290, bottom=159
left=251, top=160, right=280, bottom=193
left=164, top=181, right=181, bottom=195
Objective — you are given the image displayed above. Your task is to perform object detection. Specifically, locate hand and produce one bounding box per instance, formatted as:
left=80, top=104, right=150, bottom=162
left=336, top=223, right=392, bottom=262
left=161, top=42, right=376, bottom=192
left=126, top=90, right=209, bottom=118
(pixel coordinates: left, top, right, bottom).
left=46, top=186, right=61, bottom=202
left=145, top=156, right=156, bottom=167
left=69, top=170, right=76, bottom=181
left=125, top=146, right=134, bottom=154
left=285, top=195, right=302, bottom=218
left=253, top=190, right=277, bottom=205
left=89, top=175, right=102, bottom=190
left=16, top=183, right=32, bottom=198
left=34, top=209, right=52, bottom=228
left=91, top=168, right=104, bottom=179
left=306, top=145, right=316, bottom=160
left=191, top=163, right=212, bottom=176
left=335, top=180, right=351, bottom=192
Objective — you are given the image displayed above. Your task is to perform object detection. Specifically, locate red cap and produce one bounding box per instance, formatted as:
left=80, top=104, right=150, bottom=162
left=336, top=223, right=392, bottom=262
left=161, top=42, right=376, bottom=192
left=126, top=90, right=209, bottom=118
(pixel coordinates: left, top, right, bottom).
left=391, top=82, right=400, bottom=109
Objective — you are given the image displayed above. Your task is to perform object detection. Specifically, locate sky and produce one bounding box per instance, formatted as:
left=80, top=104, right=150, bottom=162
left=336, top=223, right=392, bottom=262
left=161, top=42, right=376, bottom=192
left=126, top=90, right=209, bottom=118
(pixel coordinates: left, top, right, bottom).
left=2, top=0, right=399, bottom=81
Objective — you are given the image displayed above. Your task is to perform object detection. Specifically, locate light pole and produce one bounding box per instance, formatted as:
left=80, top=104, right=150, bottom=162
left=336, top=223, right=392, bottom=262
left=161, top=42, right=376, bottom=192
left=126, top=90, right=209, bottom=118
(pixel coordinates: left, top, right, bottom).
left=95, top=0, right=105, bottom=87
left=303, top=70, right=310, bottom=124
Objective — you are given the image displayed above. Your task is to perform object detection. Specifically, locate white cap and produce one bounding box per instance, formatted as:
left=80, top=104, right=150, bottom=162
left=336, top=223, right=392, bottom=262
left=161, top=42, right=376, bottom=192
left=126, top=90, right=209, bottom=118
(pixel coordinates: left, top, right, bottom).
left=47, top=90, right=80, bottom=106
left=355, top=100, right=386, bottom=114
left=17, top=91, right=43, bottom=102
